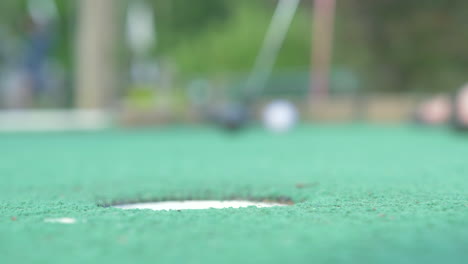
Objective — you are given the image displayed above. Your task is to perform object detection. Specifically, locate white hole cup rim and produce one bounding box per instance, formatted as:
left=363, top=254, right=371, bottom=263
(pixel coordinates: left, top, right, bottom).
left=112, top=200, right=289, bottom=211
left=44, top=217, right=77, bottom=224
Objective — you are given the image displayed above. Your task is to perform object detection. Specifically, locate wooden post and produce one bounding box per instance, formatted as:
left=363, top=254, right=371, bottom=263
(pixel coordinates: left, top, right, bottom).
left=310, top=0, right=336, bottom=102
left=75, top=0, right=117, bottom=109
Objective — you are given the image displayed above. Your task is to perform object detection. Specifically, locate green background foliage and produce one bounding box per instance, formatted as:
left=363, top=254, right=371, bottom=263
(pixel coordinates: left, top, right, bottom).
left=1, top=0, right=467, bottom=93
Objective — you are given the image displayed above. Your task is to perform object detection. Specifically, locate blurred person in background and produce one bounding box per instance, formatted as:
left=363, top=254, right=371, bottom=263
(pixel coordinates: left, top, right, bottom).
left=414, top=84, right=468, bottom=130
left=22, top=14, right=54, bottom=102
left=414, top=94, right=452, bottom=126
left=0, top=0, right=57, bottom=109
left=452, top=83, right=468, bottom=130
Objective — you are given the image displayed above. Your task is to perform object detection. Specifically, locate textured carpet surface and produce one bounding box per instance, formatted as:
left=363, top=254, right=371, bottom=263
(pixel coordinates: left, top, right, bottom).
left=0, top=125, right=467, bottom=263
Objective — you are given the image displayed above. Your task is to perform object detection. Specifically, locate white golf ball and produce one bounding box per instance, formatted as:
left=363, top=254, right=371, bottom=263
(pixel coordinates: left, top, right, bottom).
left=262, top=100, right=298, bottom=133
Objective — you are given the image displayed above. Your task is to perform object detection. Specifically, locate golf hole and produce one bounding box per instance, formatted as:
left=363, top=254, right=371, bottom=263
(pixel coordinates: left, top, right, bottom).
left=112, top=200, right=289, bottom=211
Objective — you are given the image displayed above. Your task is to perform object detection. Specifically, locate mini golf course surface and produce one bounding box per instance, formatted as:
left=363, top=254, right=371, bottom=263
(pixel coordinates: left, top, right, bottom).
left=0, top=125, right=467, bottom=263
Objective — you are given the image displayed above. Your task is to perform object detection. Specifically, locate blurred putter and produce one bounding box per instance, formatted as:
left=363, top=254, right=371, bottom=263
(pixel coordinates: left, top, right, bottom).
left=211, top=0, right=300, bottom=131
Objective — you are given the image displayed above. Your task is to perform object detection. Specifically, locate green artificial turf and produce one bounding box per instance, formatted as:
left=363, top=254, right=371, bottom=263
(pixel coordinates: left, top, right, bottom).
left=1, top=125, right=467, bottom=263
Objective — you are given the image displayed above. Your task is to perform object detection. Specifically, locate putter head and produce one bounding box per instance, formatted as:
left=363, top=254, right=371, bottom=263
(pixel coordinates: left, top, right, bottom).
left=206, top=102, right=250, bottom=132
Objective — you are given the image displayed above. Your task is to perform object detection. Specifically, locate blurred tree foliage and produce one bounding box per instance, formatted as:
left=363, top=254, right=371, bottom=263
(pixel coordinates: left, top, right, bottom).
left=155, top=0, right=311, bottom=76
left=150, top=0, right=231, bottom=53
left=0, top=0, right=75, bottom=68
left=341, top=0, right=468, bottom=92
left=153, top=0, right=468, bottom=92
left=1, top=0, right=467, bottom=93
